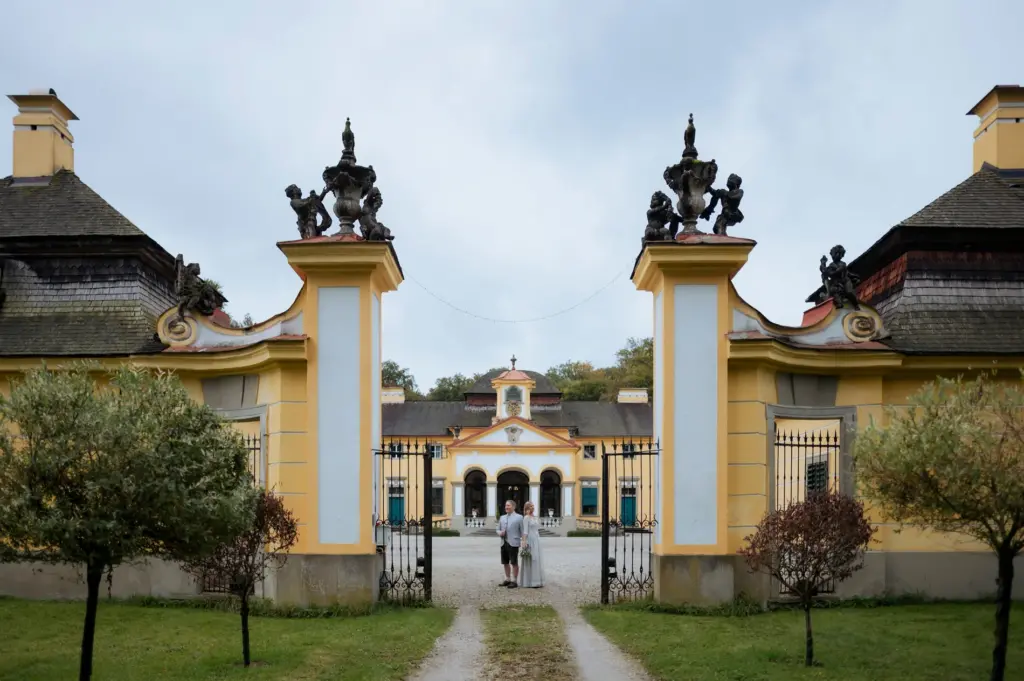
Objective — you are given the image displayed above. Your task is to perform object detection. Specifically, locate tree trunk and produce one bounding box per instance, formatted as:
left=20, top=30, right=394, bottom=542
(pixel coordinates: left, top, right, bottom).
left=240, top=594, right=251, bottom=668
left=804, top=604, right=815, bottom=667
left=79, top=561, right=104, bottom=681
left=991, top=549, right=1015, bottom=681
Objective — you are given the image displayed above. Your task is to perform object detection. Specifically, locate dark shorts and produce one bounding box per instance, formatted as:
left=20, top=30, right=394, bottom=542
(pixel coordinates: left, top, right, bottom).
left=500, top=542, right=519, bottom=565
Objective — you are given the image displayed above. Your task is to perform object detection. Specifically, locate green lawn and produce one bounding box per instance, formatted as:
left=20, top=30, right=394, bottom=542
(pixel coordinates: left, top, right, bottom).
left=585, top=603, right=1024, bottom=681
left=0, top=599, right=453, bottom=681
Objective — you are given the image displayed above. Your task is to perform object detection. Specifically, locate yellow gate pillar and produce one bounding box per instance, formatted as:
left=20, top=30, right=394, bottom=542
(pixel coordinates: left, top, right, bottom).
left=274, top=236, right=403, bottom=606
left=631, top=236, right=754, bottom=605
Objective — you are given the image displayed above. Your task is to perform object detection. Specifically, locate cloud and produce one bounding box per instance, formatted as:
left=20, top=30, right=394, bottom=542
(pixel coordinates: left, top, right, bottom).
left=1, top=0, right=1021, bottom=388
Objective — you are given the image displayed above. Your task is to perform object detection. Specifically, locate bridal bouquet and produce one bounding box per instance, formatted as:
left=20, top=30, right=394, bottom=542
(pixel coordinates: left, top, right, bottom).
left=520, top=545, right=532, bottom=560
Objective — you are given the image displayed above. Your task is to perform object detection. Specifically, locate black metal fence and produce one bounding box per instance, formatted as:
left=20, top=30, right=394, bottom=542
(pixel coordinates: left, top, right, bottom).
left=772, top=423, right=843, bottom=596
left=601, top=439, right=659, bottom=604
left=373, top=439, right=440, bottom=604
left=245, top=433, right=262, bottom=486
left=772, top=425, right=842, bottom=510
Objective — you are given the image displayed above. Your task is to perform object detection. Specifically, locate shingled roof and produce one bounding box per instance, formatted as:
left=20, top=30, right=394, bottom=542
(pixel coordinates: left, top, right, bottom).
left=809, top=165, right=1024, bottom=355
left=0, top=170, right=147, bottom=238
left=0, top=171, right=178, bottom=356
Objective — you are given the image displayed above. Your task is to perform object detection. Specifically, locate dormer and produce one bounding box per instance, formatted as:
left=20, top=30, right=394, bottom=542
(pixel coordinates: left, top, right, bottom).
left=492, top=355, right=536, bottom=420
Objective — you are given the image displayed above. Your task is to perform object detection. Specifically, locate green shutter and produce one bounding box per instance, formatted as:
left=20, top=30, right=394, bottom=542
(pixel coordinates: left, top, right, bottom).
left=582, top=487, right=598, bottom=513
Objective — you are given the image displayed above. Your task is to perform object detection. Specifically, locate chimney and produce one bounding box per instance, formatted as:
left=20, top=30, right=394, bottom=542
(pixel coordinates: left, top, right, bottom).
left=7, top=88, right=79, bottom=178
left=382, top=386, right=406, bottom=404
left=967, top=84, right=1024, bottom=173
left=617, top=388, right=649, bottom=404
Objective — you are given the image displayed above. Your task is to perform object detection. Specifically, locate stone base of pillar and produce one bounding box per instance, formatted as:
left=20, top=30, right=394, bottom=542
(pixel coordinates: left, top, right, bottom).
left=653, top=554, right=737, bottom=606
left=268, top=553, right=382, bottom=608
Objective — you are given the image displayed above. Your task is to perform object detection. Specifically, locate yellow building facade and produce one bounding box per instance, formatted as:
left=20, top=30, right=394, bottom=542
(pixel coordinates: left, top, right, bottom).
left=2, top=84, right=1024, bottom=606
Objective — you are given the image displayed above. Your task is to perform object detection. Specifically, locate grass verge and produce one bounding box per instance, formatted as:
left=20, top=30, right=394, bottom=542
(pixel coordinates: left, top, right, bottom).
left=481, top=605, right=575, bottom=680
left=0, top=598, right=453, bottom=680
left=584, top=602, right=1022, bottom=680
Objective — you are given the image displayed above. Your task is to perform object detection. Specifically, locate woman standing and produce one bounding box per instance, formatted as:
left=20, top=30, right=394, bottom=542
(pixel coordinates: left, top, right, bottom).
left=519, top=501, right=544, bottom=588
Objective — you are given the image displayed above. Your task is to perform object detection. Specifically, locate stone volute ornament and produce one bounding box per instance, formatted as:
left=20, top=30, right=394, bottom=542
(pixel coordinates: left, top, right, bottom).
left=286, top=118, right=396, bottom=241
left=809, top=244, right=861, bottom=309
left=645, top=113, right=746, bottom=241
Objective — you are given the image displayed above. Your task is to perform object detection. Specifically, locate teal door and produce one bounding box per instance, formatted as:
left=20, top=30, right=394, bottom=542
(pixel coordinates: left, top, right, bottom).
left=388, top=496, right=405, bottom=526
left=620, top=496, right=637, bottom=527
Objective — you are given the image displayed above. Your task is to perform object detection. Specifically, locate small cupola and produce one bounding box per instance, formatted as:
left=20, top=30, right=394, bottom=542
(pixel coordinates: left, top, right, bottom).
left=491, top=355, right=536, bottom=420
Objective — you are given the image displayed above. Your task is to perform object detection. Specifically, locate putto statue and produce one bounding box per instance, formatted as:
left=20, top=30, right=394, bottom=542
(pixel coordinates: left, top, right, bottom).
left=812, top=245, right=861, bottom=309
left=701, top=173, right=744, bottom=236
left=359, top=187, right=394, bottom=242
left=173, top=254, right=221, bottom=322
left=287, top=117, right=398, bottom=240
left=644, top=191, right=679, bottom=242
left=644, top=113, right=748, bottom=241
left=285, top=184, right=332, bottom=239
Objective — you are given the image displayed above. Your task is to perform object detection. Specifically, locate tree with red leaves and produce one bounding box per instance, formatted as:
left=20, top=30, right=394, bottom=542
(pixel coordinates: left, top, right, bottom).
left=183, top=489, right=298, bottom=667
left=739, top=492, right=875, bottom=667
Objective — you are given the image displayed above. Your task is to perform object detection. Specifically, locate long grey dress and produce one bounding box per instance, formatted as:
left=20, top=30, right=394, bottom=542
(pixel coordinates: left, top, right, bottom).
left=519, top=515, right=544, bottom=588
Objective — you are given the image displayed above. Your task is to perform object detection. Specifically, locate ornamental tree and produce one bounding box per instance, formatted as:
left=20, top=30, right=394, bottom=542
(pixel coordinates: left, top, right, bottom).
left=855, top=373, right=1024, bottom=681
left=0, top=364, right=251, bottom=681
left=739, top=492, right=875, bottom=667
left=183, top=488, right=299, bottom=667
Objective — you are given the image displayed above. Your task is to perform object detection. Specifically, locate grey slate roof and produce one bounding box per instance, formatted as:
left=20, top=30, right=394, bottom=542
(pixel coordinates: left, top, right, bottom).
left=803, top=165, right=1024, bottom=355
left=0, top=171, right=147, bottom=238
left=467, top=369, right=559, bottom=394
left=894, top=166, right=1024, bottom=230
left=0, top=170, right=177, bottom=356
left=382, top=401, right=652, bottom=438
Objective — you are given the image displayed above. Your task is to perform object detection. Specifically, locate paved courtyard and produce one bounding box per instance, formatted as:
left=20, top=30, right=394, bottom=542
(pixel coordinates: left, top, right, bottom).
left=430, top=536, right=602, bottom=607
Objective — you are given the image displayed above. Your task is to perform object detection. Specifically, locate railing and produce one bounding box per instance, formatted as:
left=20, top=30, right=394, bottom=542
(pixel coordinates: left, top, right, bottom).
left=540, top=516, right=562, bottom=528
left=772, top=423, right=843, bottom=596
left=602, top=438, right=659, bottom=604
left=245, top=433, right=262, bottom=486
left=465, top=517, right=487, bottom=528
left=432, top=518, right=451, bottom=530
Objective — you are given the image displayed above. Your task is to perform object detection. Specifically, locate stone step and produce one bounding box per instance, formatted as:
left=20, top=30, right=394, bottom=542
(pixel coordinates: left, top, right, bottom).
left=465, top=527, right=560, bottom=538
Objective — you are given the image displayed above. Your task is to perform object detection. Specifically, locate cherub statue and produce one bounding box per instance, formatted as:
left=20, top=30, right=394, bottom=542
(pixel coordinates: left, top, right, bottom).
left=358, top=187, right=394, bottom=242
left=700, top=173, right=744, bottom=236
left=644, top=191, right=679, bottom=242
left=174, top=254, right=221, bottom=322
left=818, top=245, right=860, bottom=309
left=285, top=184, right=332, bottom=239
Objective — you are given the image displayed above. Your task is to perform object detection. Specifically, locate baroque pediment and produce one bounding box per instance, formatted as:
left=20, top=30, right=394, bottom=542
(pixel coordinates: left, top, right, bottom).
left=450, top=416, right=575, bottom=450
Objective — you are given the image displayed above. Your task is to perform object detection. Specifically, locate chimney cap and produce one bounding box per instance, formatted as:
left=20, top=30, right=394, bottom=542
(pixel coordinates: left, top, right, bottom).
left=966, top=84, right=1024, bottom=117
left=7, top=90, right=79, bottom=122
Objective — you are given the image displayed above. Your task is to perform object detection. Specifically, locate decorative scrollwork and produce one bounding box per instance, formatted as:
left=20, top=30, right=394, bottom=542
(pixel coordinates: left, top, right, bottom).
left=843, top=310, right=879, bottom=342
left=160, top=313, right=199, bottom=346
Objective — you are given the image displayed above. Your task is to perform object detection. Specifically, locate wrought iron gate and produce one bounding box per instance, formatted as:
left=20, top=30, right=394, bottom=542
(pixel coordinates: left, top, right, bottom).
left=601, top=439, right=659, bottom=604
left=373, top=439, right=441, bottom=603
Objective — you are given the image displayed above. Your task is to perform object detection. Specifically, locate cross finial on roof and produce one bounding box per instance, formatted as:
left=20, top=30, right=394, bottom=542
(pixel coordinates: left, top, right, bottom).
left=510, top=354, right=517, bottom=369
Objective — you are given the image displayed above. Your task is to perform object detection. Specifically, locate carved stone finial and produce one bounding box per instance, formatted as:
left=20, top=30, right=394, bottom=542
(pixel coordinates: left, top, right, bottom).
left=682, top=113, right=698, bottom=160
left=510, top=354, right=517, bottom=370
left=813, top=244, right=861, bottom=309
left=341, top=117, right=356, bottom=163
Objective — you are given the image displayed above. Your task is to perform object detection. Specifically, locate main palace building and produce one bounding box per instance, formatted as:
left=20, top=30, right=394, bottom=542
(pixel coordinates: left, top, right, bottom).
left=2, top=83, right=1024, bottom=605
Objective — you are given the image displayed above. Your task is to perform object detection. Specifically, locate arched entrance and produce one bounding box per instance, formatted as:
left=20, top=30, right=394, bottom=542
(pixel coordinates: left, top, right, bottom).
left=497, top=470, right=529, bottom=516
left=464, top=470, right=487, bottom=519
left=540, top=469, right=562, bottom=518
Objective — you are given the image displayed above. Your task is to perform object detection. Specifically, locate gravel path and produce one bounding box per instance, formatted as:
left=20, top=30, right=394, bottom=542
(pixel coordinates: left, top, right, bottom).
left=406, top=607, right=485, bottom=681
left=404, top=537, right=650, bottom=681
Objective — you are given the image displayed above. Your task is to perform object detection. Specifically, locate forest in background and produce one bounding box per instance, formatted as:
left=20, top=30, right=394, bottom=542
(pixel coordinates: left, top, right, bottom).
left=382, top=337, right=653, bottom=402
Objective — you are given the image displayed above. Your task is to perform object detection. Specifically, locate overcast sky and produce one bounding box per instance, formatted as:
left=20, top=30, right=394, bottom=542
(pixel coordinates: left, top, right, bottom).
left=2, top=1, right=1021, bottom=391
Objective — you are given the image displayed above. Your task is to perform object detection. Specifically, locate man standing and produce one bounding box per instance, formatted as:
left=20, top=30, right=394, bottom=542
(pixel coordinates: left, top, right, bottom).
left=497, top=499, right=524, bottom=588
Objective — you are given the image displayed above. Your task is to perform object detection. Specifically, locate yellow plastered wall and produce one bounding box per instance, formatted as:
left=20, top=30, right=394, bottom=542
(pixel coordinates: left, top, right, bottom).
left=726, top=366, right=775, bottom=551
